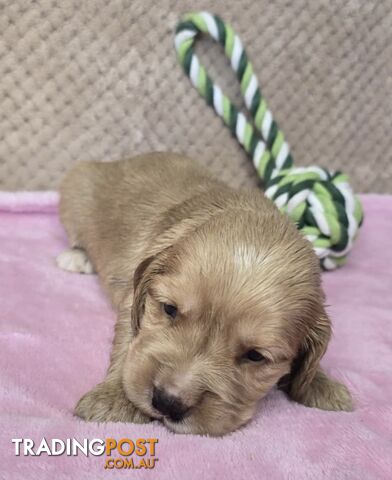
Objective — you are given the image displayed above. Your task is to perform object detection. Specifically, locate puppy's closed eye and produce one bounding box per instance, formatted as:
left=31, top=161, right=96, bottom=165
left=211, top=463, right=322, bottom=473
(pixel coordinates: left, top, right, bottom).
left=244, top=349, right=265, bottom=362
left=162, top=303, right=178, bottom=319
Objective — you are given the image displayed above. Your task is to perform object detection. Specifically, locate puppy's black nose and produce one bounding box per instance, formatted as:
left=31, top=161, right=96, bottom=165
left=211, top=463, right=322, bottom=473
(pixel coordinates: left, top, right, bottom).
left=152, top=387, right=189, bottom=422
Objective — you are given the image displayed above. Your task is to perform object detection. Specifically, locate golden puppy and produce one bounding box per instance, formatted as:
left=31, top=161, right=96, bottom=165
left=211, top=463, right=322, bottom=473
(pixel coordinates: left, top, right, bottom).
left=57, top=152, right=352, bottom=436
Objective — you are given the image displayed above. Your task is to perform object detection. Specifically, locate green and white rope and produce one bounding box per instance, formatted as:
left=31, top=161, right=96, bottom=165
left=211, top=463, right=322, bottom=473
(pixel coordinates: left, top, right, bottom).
left=174, top=11, right=364, bottom=270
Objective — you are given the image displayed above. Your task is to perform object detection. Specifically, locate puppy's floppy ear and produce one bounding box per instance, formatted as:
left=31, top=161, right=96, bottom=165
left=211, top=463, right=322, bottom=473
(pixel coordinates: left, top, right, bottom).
left=131, top=247, right=173, bottom=335
left=131, top=255, right=157, bottom=335
left=280, top=307, right=353, bottom=411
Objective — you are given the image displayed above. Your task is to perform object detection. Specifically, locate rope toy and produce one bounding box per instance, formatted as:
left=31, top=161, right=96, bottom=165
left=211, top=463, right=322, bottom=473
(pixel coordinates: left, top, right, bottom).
left=174, top=11, right=363, bottom=270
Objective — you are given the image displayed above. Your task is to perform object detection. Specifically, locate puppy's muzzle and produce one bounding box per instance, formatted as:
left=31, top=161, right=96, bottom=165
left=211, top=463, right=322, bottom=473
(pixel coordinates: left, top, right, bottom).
left=152, top=387, right=190, bottom=422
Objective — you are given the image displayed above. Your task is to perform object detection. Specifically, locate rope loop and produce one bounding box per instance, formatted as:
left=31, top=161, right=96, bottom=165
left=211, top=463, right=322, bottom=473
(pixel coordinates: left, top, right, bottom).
left=175, top=11, right=363, bottom=270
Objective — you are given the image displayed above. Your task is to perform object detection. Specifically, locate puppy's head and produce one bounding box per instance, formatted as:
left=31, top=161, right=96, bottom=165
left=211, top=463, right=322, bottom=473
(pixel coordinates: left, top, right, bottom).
left=122, top=209, right=333, bottom=436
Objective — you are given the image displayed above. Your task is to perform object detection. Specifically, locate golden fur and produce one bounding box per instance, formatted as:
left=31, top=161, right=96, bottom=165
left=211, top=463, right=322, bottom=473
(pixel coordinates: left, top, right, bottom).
left=58, top=152, right=352, bottom=436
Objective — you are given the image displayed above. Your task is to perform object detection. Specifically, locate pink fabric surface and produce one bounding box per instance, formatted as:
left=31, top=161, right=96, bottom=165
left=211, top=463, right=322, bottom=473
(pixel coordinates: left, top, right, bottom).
left=0, top=192, right=391, bottom=480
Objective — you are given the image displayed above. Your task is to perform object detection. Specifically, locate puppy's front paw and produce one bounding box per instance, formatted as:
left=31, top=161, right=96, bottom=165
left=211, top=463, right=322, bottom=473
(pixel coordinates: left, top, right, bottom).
left=297, top=370, right=353, bottom=412
left=75, top=381, right=151, bottom=423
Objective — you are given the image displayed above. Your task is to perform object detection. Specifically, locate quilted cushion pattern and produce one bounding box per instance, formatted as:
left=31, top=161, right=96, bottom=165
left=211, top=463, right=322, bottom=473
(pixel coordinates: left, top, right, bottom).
left=0, top=0, right=391, bottom=192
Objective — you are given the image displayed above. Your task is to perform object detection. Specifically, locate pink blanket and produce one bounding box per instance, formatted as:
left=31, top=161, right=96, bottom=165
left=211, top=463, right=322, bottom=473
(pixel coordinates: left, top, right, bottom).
left=1, top=192, right=391, bottom=480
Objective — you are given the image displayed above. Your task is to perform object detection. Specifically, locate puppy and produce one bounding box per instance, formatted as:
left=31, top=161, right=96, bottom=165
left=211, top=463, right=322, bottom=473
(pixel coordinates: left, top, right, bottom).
left=57, top=152, right=352, bottom=436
